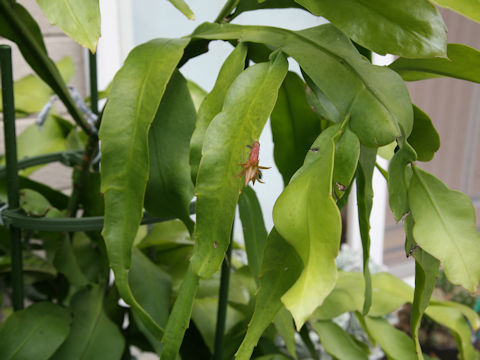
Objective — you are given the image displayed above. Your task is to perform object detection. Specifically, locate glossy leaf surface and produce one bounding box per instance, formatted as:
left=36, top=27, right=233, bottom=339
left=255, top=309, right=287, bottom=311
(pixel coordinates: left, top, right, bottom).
left=36, top=0, right=100, bottom=52
left=238, top=186, right=268, bottom=278
left=192, top=22, right=413, bottom=147
left=390, top=43, right=480, bottom=82
left=100, top=37, right=188, bottom=337
left=409, top=166, right=480, bottom=292
left=408, top=105, right=440, bottom=162
left=51, top=286, right=124, bottom=360
left=273, top=126, right=341, bottom=329
left=235, top=228, right=302, bottom=360
left=312, top=320, right=368, bottom=360
left=0, top=302, right=70, bottom=360
left=295, top=0, right=446, bottom=58
left=191, top=52, right=287, bottom=278
left=190, top=43, right=247, bottom=183
left=270, top=71, right=320, bottom=184
left=145, top=70, right=195, bottom=231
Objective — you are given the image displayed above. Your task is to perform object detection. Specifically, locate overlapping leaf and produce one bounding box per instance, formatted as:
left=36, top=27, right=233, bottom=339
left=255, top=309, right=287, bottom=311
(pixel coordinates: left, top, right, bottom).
left=36, top=0, right=100, bottom=52
left=190, top=52, right=288, bottom=278
left=433, top=0, right=480, bottom=25
left=192, top=22, right=413, bottom=147
left=270, top=71, right=320, bottom=184
left=390, top=43, right=480, bottom=82
left=144, top=70, right=196, bottom=232
left=408, top=166, right=480, bottom=292
left=294, top=0, right=446, bottom=58
left=99, top=37, right=189, bottom=338
left=273, top=126, right=341, bottom=329
left=408, top=105, right=440, bottom=162
left=190, top=43, right=247, bottom=183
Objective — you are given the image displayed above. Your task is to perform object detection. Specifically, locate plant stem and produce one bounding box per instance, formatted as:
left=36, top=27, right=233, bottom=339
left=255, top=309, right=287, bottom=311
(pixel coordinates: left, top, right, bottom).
left=214, top=0, right=239, bottom=23
left=0, top=45, right=24, bottom=310
left=300, top=324, right=318, bottom=359
left=213, top=221, right=234, bottom=360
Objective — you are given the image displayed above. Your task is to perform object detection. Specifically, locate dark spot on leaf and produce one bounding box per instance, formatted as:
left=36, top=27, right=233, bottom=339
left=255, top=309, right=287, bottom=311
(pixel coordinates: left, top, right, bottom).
left=213, top=241, right=218, bottom=249
left=309, top=147, right=319, bottom=153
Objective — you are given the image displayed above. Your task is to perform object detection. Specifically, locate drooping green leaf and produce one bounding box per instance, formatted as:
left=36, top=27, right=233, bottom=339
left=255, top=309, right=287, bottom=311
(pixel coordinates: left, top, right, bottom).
left=405, top=214, right=440, bottom=360
left=430, top=299, right=480, bottom=331
left=54, top=235, right=91, bottom=287
left=191, top=297, right=245, bottom=353
left=189, top=43, right=247, bottom=183
left=138, top=219, right=193, bottom=250
left=0, top=1, right=91, bottom=133
left=51, top=286, right=124, bottom=360
left=333, top=127, right=360, bottom=200
left=186, top=80, right=207, bottom=111
left=192, top=22, right=413, bottom=147
left=270, top=71, right=320, bottom=184
left=0, top=302, right=70, bottom=360
left=235, top=228, right=303, bottom=360
left=130, top=248, right=171, bottom=354
left=0, top=252, right=57, bottom=278
left=312, top=320, right=368, bottom=360
left=238, top=186, right=268, bottom=279
left=303, top=72, right=341, bottom=123
left=144, top=70, right=196, bottom=232
left=388, top=141, right=416, bottom=222
left=273, top=125, right=341, bottom=329
left=432, top=0, right=480, bottom=24
left=355, top=146, right=376, bottom=314
left=191, top=52, right=288, bottom=279
left=79, top=171, right=104, bottom=217
left=168, top=0, right=195, bottom=20
left=408, top=105, right=440, bottom=162
left=19, top=188, right=59, bottom=216
left=424, top=305, right=478, bottom=360
left=99, top=37, right=189, bottom=339
left=408, top=166, right=480, bottom=292
left=361, top=316, right=417, bottom=360
left=390, top=43, right=480, bottom=82
left=274, top=308, right=297, bottom=360
left=294, top=0, right=446, bottom=58
left=36, top=0, right=100, bottom=53
left=161, top=266, right=200, bottom=360
left=369, top=272, right=413, bottom=316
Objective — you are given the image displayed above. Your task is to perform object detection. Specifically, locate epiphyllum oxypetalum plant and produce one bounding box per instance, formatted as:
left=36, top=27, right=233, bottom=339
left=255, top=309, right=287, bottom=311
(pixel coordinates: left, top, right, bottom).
left=237, top=141, right=271, bottom=186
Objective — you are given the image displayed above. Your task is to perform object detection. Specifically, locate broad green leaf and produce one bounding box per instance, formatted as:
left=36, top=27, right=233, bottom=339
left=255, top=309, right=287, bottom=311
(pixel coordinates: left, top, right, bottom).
left=432, top=0, right=480, bottom=24
left=388, top=141, right=416, bottom=222
left=192, top=23, right=413, bottom=147
left=408, top=105, right=440, bottom=162
left=270, top=71, right=320, bottom=184
left=191, top=297, right=244, bottom=353
left=424, top=305, right=478, bottom=360
left=232, top=0, right=304, bottom=19
left=0, top=252, right=57, bottom=278
left=312, top=271, right=364, bottom=320
left=189, top=43, right=247, bottom=183
left=54, top=234, right=91, bottom=287
left=408, top=166, right=480, bottom=292
left=51, top=286, right=124, bottom=360
left=355, top=145, right=376, bottom=315
left=0, top=57, right=75, bottom=115
left=186, top=80, right=207, bottom=111
left=191, top=52, right=288, bottom=279
left=274, top=308, right=297, bottom=360
left=430, top=300, right=480, bottom=330
left=19, top=188, right=59, bottom=216
left=405, top=214, right=440, bottom=359
left=235, top=228, right=303, bottom=360
left=36, top=0, right=100, bottom=53
left=303, top=71, right=341, bottom=123
left=100, top=37, right=189, bottom=339
left=333, top=127, right=360, bottom=200
left=79, top=171, right=104, bottom=217
left=168, top=0, right=195, bottom=20
left=161, top=266, right=200, bottom=360
left=312, top=320, right=368, bottom=360
left=144, top=70, right=195, bottom=232
left=0, top=302, right=70, bottom=359
left=390, top=43, right=480, bottom=82
left=361, top=316, right=417, bottom=360
left=294, top=0, right=446, bottom=58
left=138, top=219, right=193, bottom=250
left=238, top=186, right=268, bottom=279
left=369, top=272, right=413, bottom=316
left=273, top=126, right=341, bottom=329
left=130, top=248, right=171, bottom=354
left=0, top=1, right=90, bottom=133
